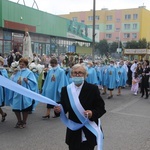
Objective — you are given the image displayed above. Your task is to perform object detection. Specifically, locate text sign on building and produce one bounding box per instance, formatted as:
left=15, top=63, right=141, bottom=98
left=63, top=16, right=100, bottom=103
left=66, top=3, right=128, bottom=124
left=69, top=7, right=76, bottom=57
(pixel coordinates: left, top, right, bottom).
left=124, top=49, right=147, bottom=54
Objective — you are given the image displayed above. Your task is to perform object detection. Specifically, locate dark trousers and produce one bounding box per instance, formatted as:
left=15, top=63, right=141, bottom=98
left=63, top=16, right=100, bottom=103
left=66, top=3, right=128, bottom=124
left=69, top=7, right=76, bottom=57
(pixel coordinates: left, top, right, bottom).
left=141, top=86, right=148, bottom=97
left=69, top=141, right=94, bottom=150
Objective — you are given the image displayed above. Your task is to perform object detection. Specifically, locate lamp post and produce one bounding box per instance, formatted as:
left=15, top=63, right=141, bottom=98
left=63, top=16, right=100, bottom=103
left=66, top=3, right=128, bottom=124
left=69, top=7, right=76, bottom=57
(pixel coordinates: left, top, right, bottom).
left=118, top=31, right=121, bottom=49
left=117, top=30, right=121, bottom=53
left=92, top=0, right=96, bottom=62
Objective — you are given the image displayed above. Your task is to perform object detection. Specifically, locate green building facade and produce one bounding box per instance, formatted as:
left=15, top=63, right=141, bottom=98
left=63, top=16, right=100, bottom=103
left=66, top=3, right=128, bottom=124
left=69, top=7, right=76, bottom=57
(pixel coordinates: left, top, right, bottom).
left=0, top=0, right=92, bottom=56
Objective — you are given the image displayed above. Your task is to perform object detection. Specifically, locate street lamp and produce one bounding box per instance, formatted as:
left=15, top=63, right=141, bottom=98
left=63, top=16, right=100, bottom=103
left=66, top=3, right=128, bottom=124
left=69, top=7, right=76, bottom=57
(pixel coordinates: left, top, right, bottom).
left=117, top=30, right=121, bottom=53
left=92, top=0, right=96, bottom=62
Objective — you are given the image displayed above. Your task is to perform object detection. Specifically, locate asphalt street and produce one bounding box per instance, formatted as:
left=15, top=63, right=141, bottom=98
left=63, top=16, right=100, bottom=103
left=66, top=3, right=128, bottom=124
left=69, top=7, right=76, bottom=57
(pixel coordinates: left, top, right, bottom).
left=0, top=87, right=150, bottom=150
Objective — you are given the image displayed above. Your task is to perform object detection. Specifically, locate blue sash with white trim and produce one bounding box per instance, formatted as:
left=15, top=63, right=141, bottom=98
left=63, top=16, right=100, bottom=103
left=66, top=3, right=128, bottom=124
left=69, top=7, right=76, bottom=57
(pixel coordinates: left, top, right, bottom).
left=67, top=83, right=103, bottom=150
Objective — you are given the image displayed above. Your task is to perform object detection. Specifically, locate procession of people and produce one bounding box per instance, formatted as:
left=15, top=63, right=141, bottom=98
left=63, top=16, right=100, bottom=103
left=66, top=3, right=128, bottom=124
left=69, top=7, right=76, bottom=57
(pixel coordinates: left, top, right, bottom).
left=0, top=31, right=150, bottom=150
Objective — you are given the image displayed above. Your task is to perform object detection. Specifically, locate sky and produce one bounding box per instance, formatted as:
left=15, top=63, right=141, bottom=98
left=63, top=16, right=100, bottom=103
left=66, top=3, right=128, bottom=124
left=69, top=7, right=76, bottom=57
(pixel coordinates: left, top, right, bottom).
left=9, top=0, right=150, bottom=15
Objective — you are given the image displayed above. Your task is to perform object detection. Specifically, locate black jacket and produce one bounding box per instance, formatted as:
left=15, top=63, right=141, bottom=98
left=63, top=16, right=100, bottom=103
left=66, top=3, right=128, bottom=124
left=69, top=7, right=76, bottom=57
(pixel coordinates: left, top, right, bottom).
left=60, top=81, right=106, bottom=148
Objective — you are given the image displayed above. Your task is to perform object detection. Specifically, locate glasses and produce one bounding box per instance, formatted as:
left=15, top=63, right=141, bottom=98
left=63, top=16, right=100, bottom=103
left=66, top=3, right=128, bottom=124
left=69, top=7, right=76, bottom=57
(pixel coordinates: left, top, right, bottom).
left=72, top=71, right=85, bottom=76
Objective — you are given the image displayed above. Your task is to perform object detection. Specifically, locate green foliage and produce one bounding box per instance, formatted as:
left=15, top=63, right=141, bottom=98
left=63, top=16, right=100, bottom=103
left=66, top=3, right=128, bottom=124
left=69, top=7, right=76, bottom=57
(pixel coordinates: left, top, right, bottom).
left=125, top=38, right=148, bottom=49
left=138, top=38, right=147, bottom=48
left=109, top=42, right=118, bottom=53
left=95, top=39, right=109, bottom=56
left=126, top=40, right=138, bottom=49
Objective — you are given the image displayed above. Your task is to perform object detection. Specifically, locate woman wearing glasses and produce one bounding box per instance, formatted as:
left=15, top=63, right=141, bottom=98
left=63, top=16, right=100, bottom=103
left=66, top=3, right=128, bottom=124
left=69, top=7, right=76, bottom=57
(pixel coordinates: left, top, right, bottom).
left=54, top=64, right=106, bottom=150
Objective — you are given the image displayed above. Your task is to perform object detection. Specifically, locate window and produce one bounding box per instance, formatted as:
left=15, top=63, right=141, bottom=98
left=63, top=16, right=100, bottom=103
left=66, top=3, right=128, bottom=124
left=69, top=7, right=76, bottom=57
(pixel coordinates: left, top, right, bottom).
left=124, top=24, right=130, bottom=30
left=133, top=14, right=138, bottom=20
left=88, top=16, right=93, bottom=21
left=116, top=28, right=120, bottom=31
left=116, top=18, right=120, bottom=22
left=95, top=16, right=100, bottom=20
left=95, top=25, right=99, bottom=29
left=72, top=17, right=77, bottom=21
left=133, top=23, right=137, bottom=29
left=107, top=15, right=112, bottom=21
left=106, top=34, right=112, bottom=39
left=88, top=16, right=99, bottom=21
left=124, top=33, right=130, bottom=38
left=132, top=33, right=137, bottom=38
left=81, top=20, right=85, bottom=23
left=106, top=25, right=112, bottom=30
left=88, top=25, right=99, bottom=29
left=125, top=14, right=131, bottom=20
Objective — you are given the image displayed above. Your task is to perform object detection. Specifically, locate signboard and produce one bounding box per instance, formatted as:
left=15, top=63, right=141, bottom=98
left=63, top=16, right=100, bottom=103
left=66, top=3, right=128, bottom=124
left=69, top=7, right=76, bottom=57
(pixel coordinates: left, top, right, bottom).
left=124, top=49, right=147, bottom=54
left=67, top=20, right=99, bottom=42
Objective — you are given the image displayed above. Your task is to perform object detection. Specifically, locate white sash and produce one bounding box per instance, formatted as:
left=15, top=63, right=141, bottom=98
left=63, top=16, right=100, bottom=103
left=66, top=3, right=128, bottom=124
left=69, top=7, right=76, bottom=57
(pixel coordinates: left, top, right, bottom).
left=67, top=83, right=103, bottom=150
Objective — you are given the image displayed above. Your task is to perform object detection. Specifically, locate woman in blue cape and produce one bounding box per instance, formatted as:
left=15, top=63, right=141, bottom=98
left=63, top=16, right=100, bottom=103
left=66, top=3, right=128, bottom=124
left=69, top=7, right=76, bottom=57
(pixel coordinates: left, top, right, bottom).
left=42, top=57, right=68, bottom=119
left=0, top=56, right=8, bottom=122
left=85, top=62, right=99, bottom=85
left=116, top=61, right=127, bottom=95
left=106, top=60, right=119, bottom=99
left=9, top=58, right=38, bottom=128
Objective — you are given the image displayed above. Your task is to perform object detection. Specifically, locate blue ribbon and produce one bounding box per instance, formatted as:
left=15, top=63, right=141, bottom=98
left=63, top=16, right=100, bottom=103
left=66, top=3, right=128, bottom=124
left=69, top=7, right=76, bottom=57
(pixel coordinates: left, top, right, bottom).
left=0, top=75, right=103, bottom=150
left=0, top=75, right=87, bottom=131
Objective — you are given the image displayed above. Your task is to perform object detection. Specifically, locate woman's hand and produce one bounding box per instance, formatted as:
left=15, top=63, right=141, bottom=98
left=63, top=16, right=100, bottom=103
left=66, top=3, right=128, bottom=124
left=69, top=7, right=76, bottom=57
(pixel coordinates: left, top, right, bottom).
left=23, top=78, right=28, bottom=83
left=54, top=106, right=61, bottom=113
left=17, top=79, right=21, bottom=85
left=84, top=110, right=92, bottom=119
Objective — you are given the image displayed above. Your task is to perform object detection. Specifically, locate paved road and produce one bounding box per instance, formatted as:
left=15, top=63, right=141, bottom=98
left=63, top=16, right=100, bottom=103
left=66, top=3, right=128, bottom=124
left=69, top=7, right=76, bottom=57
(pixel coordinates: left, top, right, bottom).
left=0, top=87, right=150, bottom=150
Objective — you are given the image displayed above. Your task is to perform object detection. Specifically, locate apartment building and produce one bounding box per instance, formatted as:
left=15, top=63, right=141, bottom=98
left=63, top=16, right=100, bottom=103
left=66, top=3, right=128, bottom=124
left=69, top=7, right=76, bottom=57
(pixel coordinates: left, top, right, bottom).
left=59, top=6, right=150, bottom=47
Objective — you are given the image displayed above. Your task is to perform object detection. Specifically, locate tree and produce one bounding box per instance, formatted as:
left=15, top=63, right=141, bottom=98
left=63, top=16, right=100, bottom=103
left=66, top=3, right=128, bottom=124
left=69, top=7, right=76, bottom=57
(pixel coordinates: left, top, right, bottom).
left=109, top=42, right=118, bottom=53
left=138, top=38, right=147, bottom=48
left=125, top=38, right=147, bottom=49
left=95, top=39, right=109, bottom=56
left=125, top=40, right=138, bottom=49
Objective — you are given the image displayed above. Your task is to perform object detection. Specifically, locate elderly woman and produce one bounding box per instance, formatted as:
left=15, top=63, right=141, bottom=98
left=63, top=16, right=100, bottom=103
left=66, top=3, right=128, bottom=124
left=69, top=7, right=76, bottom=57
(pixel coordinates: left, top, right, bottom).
left=54, top=64, right=106, bottom=150
left=0, top=56, right=8, bottom=122
left=9, top=58, right=38, bottom=128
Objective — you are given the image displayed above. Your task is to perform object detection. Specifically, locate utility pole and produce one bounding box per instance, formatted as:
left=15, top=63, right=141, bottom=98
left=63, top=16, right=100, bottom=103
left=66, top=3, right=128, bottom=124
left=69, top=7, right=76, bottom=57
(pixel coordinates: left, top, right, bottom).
left=92, top=0, right=96, bottom=62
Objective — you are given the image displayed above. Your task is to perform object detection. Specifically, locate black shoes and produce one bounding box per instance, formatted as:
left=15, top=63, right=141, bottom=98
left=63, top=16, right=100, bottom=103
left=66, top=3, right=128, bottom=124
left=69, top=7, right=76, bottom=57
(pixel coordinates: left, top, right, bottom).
left=1, top=113, right=7, bottom=122
left=102, top=92, right=106, bottom=95
left=14, top=121, right=26, bottom=129
left=108, top=95, right=113, bottom=99
left=141, top=95, right=144, bottom=98
left=141, top=94, right=148, bottom=99
left=52, top=115, right=59, bottom=118
left=42, top=115, right=50, bottom=119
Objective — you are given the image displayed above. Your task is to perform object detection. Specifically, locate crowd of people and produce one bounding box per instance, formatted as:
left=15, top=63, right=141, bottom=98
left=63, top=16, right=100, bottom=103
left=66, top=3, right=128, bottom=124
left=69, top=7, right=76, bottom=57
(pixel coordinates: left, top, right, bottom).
left=0, top=51, right=150, bottom=149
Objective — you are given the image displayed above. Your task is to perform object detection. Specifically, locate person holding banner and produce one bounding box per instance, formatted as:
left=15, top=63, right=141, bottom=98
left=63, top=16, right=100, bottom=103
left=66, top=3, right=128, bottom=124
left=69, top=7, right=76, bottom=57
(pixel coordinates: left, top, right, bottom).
left=54, top=64, right=106, bottom=150
left=9, top=58, right=38, bottom=128
left=0, top=56, right=8, bottom=122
